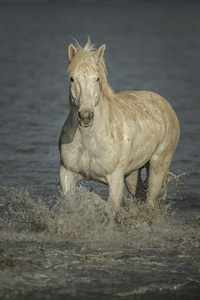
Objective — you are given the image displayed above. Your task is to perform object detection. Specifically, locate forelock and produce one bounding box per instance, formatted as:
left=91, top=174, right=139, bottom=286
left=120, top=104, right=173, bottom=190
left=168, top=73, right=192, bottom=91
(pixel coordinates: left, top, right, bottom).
left=68, top=38, right=98, bottom=74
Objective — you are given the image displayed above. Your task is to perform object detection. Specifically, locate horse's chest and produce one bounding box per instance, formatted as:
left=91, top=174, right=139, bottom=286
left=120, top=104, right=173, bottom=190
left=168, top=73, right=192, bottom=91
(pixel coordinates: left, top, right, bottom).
left=62, top=139, right=116, bottom=181
left=81, top=145, right=116, bottom=179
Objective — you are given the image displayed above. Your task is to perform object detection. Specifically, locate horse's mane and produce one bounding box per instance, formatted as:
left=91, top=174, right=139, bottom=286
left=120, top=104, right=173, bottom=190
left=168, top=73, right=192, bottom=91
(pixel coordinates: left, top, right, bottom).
left=68, top=38, right=116, bottom=105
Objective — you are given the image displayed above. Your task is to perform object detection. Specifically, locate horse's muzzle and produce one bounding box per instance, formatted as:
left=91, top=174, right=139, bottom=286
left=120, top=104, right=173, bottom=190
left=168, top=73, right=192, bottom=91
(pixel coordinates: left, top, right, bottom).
left=77, top=109, right=94, bottom=127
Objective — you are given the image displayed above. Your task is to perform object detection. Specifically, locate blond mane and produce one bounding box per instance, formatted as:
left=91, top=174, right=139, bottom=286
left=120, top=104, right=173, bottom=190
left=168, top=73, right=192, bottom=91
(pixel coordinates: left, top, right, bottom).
left=68, top=38, right=116, bottom=105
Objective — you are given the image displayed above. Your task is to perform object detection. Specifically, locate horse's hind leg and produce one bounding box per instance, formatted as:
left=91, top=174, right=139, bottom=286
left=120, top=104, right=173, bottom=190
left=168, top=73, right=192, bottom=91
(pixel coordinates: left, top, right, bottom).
left=125, top=170, right=138, bottom=197
left=147, top=153, right=173, bottom=208
left=125, top=169, right=146, bottom=201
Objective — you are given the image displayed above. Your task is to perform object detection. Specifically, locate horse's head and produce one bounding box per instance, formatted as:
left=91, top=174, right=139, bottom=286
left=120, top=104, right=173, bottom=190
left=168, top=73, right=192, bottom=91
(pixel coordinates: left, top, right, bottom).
left=68, top=40, right=106, bottom=127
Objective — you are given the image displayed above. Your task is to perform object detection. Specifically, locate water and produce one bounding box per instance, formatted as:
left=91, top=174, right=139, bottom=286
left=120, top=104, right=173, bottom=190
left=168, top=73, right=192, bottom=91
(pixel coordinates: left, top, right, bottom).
left=0, top=1, right=200, bottom=299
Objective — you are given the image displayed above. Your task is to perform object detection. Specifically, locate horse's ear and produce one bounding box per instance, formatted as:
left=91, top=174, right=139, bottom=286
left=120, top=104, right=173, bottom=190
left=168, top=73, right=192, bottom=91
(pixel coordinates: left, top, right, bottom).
left=97, top=44, right=106, bottom=61
left=68, top=44, right=77, bottom=61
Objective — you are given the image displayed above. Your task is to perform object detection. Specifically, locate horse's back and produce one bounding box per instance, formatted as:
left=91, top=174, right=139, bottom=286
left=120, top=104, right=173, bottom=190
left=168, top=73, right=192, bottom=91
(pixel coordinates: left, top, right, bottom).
left=116, top=90, right=175, bottom=116
left=116, top=90, right=180, bottom=136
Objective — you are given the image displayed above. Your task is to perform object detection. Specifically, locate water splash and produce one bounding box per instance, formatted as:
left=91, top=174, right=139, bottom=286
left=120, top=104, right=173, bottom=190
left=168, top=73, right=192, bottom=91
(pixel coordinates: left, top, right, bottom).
left=49, top=186, right=113, bottom=237
left=0, top=184, right=163, bottom=242
left=0, top=186, right=50, bottom=233
left=0, top=182, right=200, bottom=299
left=1, top=175, right=198, bottom=252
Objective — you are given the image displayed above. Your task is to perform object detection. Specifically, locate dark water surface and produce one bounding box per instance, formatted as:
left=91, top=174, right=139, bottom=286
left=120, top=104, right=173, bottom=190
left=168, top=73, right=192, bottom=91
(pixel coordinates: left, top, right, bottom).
left=0, top=1, right=200, bottom=299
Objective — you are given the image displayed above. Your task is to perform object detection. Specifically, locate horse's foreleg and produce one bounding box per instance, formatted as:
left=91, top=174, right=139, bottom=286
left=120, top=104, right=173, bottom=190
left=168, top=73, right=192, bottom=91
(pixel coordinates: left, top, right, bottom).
left=59, top=164, right=78, bottom=196
left=107, top=169, right=124, bottom=216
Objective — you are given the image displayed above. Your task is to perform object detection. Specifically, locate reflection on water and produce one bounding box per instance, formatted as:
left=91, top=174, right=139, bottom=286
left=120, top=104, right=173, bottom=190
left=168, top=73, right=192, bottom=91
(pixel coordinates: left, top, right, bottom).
left=0, top=1, right=200, bottom=299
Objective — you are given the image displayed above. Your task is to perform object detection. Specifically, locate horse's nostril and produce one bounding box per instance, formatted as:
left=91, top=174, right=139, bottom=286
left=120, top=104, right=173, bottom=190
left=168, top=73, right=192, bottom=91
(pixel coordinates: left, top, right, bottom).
left=78, top=111, right=82, bottom=120
left=90, top=111, right=94, bottom=119
left=78, top=110, right=94, bottom=125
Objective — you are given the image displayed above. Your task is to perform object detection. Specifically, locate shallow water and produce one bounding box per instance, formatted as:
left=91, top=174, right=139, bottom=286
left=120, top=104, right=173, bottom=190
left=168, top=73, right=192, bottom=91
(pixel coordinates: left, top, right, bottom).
left=0, top=1, right=200, bottom=299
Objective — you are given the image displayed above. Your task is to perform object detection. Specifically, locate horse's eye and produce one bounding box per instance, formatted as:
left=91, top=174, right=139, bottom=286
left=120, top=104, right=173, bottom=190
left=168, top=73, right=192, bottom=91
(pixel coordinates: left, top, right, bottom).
left=96, top=77, right=99, bottom=82
left=70, top=77, right=74, bottom=82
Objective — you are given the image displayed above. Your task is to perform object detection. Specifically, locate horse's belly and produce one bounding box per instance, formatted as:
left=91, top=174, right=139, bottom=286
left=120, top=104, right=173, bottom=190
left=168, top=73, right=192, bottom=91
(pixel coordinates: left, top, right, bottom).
left=123, top=139, right=158, bottom=175
left=80, top=168, right=107, bottom=184
left=125, top=157, right=148, bottom=175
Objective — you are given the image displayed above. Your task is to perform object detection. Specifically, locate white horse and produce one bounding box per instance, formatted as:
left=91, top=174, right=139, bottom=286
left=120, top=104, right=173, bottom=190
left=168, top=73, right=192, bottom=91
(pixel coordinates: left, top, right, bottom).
left=59, top=39, right=180, bottom=216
